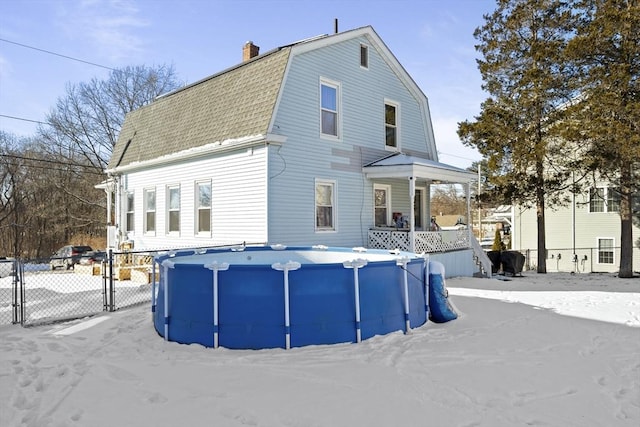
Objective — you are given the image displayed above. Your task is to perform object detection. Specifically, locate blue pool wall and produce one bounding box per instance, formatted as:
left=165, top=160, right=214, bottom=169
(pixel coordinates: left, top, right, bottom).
left=152, top=246, right=429, bottom=349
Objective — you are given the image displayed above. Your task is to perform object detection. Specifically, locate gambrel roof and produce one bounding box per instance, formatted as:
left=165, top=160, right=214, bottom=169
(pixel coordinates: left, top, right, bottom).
left=108, top=47, right=291, bottom=170
left=107, top=26, right=439, bottom=172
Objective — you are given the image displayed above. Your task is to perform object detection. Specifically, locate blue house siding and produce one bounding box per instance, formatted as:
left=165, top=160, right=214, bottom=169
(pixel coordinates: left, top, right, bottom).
left=266, top=35, right=435, bottom=247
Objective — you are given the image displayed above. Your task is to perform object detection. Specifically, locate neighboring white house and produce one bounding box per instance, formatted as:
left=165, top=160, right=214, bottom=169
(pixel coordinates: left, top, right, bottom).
left=104, top=26, right=485, bottom=276
left=512, top=183, right=640, bottom=273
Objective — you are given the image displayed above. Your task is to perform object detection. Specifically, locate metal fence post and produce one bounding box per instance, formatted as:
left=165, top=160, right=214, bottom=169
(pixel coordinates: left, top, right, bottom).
left=11, top=258, right=21, bottom=324
left=108, top=249, right=115, bottom=312
left=102, top=258, right=108, bottom=311
left=18, top=259, right=25, bottom=325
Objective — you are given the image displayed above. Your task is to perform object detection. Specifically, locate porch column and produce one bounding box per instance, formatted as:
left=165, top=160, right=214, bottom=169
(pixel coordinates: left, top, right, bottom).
left=466, top=182, right=472, bottom=245
left=409, top=176, right=415, bottom=253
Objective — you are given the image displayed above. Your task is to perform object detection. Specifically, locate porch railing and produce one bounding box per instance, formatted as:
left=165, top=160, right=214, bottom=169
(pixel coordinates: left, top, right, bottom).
left=368, top=229, right=470, bottom=253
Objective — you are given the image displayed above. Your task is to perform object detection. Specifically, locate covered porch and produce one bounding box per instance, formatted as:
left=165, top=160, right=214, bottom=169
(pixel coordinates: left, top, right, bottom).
left=363, top=153, right=490, bottom=276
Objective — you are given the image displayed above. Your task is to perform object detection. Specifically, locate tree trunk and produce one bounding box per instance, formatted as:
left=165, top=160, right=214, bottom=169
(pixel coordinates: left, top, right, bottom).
left=536, top=161, right=547, bottom=274
left=618, top=160, right=634, bottom=278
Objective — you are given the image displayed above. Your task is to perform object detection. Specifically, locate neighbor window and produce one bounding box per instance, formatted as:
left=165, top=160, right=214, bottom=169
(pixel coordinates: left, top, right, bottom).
left=589, top=186, right=620, bottom=213
left=125, top=192, right=134, bottom=232
left=196, top=182, right=211, bottom=234
left=385, top=101, right=398, bottom=149
left=374, top=184, right=390, bottom=226
left=315, top=180, right=335, bottom=231
left=360, top=44, right=369, bottom=68
left=597, top=238, right=614, bottom=264
left=320, top=79, right=340, bottom=138
left=143, top=188, right=156, bottom=234
left=167, top=185, right=180, bottom=233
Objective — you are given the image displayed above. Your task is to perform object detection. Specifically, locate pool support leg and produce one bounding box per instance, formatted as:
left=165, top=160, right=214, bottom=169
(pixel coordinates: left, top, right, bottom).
left=161, top=260, right=175, bottom=341
left=423, top=255, right=430, bottom=320
left=151, top=260, right=158, bottom=319
left=272, top=261, right=301, bottom=349
left=205, top=261, right=230, bottom=349
left=396, top=257, right=411, bottom=333
left=343, top=259, right=368, bottom=343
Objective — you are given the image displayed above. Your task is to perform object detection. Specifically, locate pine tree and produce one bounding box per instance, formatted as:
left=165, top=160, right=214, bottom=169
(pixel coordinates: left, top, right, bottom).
left=492, top=227, right=504, bottom=251
left=564, top=0, right=640, bottom=277
left=458, top=0, right=578, bottom=273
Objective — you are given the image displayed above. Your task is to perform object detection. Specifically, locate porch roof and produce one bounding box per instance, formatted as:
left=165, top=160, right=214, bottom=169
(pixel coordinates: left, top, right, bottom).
left=362, top=153, right=477, bottom=183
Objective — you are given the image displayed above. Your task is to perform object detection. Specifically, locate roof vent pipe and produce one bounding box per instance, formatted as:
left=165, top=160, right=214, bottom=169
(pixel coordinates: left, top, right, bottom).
left=334, top=18, right=338, bottom=34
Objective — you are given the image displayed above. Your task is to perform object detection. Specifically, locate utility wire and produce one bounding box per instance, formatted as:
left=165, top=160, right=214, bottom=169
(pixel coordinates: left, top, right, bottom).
left=1, top=160, right=105, bottom=176
left=0, top=38, right=120, bottom=127
left=0, top=38, right=116, bottom=71
left=438, top=151, right=479, bottom=162
left=1, top=153, right=105, bottom=171
left=0, top=114, right=49, bottom=126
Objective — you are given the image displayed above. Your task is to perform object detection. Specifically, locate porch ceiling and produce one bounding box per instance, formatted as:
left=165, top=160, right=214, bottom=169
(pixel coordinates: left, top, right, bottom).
left=362, top=153, right=477, bottom=183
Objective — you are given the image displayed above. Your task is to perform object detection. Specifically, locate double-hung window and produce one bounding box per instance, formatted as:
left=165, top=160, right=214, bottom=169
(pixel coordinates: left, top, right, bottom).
left=320, top=78, right=340, bottom=139
left=385, top=100, right=399, bottom=149
left=597, top=238, right=614, bottom=264
left=315, top=180, right=336, bottom=231
left=167, top=185, right=180, bottom=234
left=143, top=188, right=156, bottom=234
left=125, top=192, right=134, bottom=232
left=360, top=44, right=369, bottom=69
left=589, top=187, right=620, bottom=213
left=196, top=181, right=211, bottom=234
left=374, top=184, right=390, bottom=226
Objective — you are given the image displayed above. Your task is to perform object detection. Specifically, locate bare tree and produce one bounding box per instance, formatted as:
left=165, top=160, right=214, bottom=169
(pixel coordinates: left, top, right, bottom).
left=41, top=64, right=181, bottom=171
left=1, top=65, right=182, bottom=257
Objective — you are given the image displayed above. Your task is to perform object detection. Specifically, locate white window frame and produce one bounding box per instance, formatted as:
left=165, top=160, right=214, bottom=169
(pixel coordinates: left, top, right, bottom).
left=374, top=184, right=391, bottom=227
left=125, top=191, right=134, bottom=232
left=195, top=181, right=212, bottom=236
left=360, top=43, right=369, bottom=69
left=589, top=186, right=620, bottom=213
left=384, top=99, right=400, bottom=151
left=320, top=78, right=342, bottom=141
left=315, top=179, right=336, bottom=232
left=166, top=185, right=181, bottom=235
left=596, top=237, right=615, bottom=265
left=143, top=188, right=156, bottom=235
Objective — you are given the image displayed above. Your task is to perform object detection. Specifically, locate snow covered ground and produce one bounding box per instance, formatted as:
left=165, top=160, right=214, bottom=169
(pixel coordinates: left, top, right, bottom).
left=1, top=272, right=638, bottom=427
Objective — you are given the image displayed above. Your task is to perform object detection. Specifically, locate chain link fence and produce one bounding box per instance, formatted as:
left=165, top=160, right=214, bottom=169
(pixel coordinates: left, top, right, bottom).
left=3, top=242, right=636, bottom=327
left=0, top=252, right=156, bottom=327
left=518, top=246, right=640, bottom=274
left=1, top=243, right=259, bottom=327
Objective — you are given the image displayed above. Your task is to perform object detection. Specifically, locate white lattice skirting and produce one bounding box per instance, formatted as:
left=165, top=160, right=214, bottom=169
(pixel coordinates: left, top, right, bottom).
left=368, top=229, right=470, bottom=253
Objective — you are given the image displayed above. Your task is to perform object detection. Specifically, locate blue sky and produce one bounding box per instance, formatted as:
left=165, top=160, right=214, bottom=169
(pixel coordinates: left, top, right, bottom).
left=0, top=0, right=496, bottom=168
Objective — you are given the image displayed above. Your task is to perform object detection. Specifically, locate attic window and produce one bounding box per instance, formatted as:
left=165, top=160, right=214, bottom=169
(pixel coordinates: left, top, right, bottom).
left=385, top=100, right=399, bottom=149
left=360, top=44, right=368, bottom=69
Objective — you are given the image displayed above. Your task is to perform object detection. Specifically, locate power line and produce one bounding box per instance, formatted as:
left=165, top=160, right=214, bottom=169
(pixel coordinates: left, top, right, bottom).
left=438, top=151, right=480, bottom=162
left=0, top=38, right=116, bottom=71
left=1, top=153, right=105, bottom=173
left=0, top=114, right=49, bottom=126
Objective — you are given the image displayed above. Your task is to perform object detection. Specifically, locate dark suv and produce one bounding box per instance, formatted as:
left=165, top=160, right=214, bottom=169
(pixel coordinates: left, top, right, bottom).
left=50, top=245, right=93, bottom=270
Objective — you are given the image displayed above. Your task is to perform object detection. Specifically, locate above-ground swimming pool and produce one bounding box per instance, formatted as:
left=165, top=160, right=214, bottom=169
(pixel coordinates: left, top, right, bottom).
left=153, top=245, right=431, bottom=349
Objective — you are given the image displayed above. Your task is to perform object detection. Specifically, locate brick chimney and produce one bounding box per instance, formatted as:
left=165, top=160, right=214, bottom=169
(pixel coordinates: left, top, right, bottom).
left=243, top=41, right=259, bottom=61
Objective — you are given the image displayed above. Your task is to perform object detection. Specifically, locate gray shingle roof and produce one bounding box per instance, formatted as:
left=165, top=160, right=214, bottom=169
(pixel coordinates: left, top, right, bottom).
left=108, top=47, right=292, bottom=169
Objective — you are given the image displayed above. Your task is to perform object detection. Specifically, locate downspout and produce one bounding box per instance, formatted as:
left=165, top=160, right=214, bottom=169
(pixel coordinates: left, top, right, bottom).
left=466, top=182, right=472, bottom=246
left=115, top=174, right=123, bottom=249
